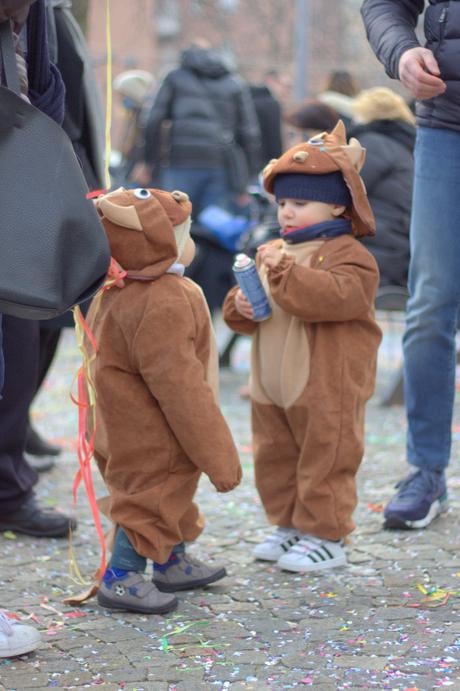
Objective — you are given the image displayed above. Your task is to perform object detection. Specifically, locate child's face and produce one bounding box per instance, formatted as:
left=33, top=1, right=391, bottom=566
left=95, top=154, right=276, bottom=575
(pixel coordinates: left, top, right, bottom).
left=277, top=198, right=344, bottom=231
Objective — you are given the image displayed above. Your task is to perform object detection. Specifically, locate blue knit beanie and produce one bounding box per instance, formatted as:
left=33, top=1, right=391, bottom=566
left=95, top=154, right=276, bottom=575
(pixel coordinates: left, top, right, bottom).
left=273, top=172, right=352, bottom=206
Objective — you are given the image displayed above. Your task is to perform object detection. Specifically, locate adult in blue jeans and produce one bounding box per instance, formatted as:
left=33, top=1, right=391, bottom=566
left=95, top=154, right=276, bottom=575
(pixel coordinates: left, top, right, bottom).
left=361, top=0, right=457, bottom=529
left=136, top=41, right=261, bottom=217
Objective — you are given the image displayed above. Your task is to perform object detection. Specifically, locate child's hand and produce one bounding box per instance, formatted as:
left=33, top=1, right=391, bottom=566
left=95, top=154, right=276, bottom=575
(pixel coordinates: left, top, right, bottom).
left=234, top=289, right=254, bottom=320
left=257, top=243, right=283, bottom=269
left=212, top=465, right=243, bottom=493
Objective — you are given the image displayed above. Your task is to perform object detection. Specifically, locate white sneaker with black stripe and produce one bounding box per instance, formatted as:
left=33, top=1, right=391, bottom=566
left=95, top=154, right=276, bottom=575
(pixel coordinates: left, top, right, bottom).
left=252, top=527, right=302, bottom=562
left=277, top=534, right=346, bottom=572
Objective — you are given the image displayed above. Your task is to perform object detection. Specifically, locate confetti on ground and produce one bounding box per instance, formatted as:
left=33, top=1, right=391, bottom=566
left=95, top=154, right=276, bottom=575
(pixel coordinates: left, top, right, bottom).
left=2, top=328, right=460, bottom=688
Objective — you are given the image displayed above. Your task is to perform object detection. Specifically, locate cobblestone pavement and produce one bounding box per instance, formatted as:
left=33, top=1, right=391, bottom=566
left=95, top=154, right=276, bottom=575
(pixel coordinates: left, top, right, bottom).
left=2, top=317, right=460, bottom=690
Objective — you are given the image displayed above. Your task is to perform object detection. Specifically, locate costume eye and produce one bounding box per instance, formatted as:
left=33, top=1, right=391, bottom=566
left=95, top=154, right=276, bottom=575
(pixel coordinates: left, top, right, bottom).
left=134, top=188, right=151, bottom=200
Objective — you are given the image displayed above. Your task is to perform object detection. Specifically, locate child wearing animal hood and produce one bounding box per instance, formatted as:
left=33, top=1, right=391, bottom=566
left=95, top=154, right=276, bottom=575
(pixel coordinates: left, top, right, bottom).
left=87, top=187, right=242, bottom=614
left=223, top=121, right=382, bottom=572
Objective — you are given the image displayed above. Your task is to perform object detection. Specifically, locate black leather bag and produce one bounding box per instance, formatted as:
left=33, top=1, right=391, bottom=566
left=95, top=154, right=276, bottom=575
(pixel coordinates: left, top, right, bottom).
left=0, top=20, right=110, bottom=320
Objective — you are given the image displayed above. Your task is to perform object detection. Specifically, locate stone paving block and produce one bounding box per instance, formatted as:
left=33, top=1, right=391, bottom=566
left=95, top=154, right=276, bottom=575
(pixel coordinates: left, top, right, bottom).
left=0, top=672, right=51, bottom=689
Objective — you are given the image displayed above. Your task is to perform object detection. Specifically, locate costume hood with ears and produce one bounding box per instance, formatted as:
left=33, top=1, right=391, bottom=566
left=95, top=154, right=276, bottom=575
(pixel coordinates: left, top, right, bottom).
left=94, top=187, right=192, bottom=280
left=263, top=120, right=375, bottom=237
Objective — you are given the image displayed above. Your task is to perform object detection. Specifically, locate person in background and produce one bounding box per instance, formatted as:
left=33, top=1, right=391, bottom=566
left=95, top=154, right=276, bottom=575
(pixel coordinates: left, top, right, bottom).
left=362, top=0, right=456, bottom=530
left=283, top=99, right=340, bottom=145
left=137, top=40, right=261, bottom=217
left=112, top=69, right=156, bottom=186
left=350, top=86, right=415, bottom=288
left=317, top=69, right=360, bottom=132
left=249, top=69, right=283, bottom=165
left=0, top=0, right=76, bottom=537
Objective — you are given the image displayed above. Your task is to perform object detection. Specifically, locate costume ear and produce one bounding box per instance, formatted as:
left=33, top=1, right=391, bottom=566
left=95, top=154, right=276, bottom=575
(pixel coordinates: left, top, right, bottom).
left=330, top=119, right=347, bottom=144
left=341, top=137, right=366, bottom=171
left=97, top=197, right=143, bottom=231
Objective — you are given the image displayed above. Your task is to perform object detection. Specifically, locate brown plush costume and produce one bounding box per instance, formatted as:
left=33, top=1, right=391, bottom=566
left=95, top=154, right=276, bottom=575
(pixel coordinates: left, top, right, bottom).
left=88, top=187, right=241, bottom=564
left=223, top=122, right=382, bottom=540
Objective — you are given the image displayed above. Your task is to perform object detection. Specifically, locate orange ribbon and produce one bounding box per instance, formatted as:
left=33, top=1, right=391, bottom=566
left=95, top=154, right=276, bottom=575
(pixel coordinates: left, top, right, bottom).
left=70, top=257, right=128, bottom=580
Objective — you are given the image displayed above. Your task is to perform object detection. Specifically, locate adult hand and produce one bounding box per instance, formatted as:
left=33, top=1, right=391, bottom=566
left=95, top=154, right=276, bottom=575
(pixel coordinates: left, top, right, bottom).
left=399, top=47, right=446, bottom=100
left=0, top=1, right=36, bottom=29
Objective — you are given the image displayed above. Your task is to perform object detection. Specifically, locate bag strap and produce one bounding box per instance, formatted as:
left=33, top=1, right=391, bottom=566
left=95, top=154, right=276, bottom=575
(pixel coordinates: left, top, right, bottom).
left=0, top=20, right=21, bottom=94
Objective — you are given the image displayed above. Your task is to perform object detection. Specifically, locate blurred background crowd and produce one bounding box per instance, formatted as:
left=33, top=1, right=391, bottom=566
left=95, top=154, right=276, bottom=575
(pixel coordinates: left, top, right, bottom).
left=76, top=0, right=415, bottom=312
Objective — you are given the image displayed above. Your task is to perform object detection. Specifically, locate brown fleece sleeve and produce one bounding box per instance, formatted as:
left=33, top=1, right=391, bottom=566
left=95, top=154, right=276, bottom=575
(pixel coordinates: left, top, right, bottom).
left=132, top=291, right=241, bottom=490
left=222, top=285, right=259, bottom=335
left=267, top=244, right=379, bottom=323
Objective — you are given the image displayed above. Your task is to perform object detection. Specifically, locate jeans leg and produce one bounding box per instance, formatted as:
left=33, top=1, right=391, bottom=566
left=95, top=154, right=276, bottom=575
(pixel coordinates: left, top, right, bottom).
left=403, top=127, right=460, bottom=472
left=161, top=167, right=229, bottom=218
left=110, top=527, right=147, bottom=572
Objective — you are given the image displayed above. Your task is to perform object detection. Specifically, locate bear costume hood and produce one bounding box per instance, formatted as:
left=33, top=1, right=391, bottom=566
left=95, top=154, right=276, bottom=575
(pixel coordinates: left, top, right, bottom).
left=94, top=187, right=192, bottom=280
left=262, top=120, right=375, bottom=237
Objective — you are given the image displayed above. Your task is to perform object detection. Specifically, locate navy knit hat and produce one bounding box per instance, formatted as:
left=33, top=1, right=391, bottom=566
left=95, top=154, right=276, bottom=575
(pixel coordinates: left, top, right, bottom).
left=273, top=171, right=352, bottom=206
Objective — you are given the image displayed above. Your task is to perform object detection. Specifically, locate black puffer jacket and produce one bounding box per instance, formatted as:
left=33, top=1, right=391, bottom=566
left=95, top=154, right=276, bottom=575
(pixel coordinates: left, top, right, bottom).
left=144, top=47, right=261, bottom=174
left=350, top=119, right=415, bottom=287
left=361, top=0, right=460, bottom=132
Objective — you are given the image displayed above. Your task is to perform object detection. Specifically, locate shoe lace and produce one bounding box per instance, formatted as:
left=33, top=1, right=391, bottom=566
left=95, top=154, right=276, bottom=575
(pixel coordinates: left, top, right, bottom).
left=0, top=612, right=13, bottom=635
left=394, top=469, right=442, bottom=500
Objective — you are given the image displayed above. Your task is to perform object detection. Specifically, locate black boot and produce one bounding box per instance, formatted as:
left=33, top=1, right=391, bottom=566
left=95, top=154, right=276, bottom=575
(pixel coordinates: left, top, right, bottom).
left=0, top=496, right=76, bottom=537
left=25, top=425, right=61, bottom=457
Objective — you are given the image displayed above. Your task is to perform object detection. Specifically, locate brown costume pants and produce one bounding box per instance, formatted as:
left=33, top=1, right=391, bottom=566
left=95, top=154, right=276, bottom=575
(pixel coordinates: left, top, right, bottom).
left=252, top=399, right=365, bottom=540
left=95, top=452, right=205, bottom=564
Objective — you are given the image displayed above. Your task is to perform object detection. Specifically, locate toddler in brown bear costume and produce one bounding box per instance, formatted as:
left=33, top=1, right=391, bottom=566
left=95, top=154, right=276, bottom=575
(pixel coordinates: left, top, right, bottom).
left=88, top=187, right=242, bottom=614
left=223, top=121, right=381, bottom=572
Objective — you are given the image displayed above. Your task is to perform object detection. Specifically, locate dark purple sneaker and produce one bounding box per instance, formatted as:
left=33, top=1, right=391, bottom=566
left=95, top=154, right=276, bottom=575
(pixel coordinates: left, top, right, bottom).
left=384, top=469, right=448, bottom=529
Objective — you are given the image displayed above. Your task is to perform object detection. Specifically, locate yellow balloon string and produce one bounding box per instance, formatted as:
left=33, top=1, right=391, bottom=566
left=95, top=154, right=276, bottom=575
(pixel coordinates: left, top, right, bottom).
left=66, top=1, right=113, bottom=588
left=104, top=0, right=112, bottom=190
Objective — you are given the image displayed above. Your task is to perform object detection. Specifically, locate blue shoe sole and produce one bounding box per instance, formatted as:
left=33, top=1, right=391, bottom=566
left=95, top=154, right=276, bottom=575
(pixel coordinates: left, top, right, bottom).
left=384, top=495, right=448, bottom=530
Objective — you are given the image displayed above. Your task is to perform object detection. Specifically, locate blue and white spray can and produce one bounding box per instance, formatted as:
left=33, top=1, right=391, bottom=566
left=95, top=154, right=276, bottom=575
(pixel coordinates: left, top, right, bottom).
left=232, top=253, right=272, bottom=321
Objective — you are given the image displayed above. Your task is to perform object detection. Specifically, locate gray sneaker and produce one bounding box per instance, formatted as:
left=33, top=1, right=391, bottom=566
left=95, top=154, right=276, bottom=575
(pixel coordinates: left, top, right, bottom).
left=97, top=570, right=177, bottom=614
left=153, top=552, right=227, bottom=592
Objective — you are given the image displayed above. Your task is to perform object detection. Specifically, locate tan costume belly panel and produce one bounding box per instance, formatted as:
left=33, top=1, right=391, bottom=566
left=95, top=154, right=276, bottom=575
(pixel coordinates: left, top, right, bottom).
left=251, top=240, right=325, bottom=408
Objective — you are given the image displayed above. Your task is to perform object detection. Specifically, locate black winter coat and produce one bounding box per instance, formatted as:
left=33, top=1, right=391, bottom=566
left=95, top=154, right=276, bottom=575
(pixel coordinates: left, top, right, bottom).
left=361, top=0, right=460, bottom=132
left=249, top=84, right=283, bottom=165
left=350, top=119, right=415, bottom=287
left=144, top=47, right=261, bottom=175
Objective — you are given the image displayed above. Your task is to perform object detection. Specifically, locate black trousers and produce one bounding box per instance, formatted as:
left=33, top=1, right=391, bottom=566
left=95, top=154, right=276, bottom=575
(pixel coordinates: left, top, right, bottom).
left=0, top=315, right=39, bottom=512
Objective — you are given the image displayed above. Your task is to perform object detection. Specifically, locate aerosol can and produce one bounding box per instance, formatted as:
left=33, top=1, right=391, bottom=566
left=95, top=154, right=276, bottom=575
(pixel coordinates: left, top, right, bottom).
left=232, top=253, right=272, bottom=321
